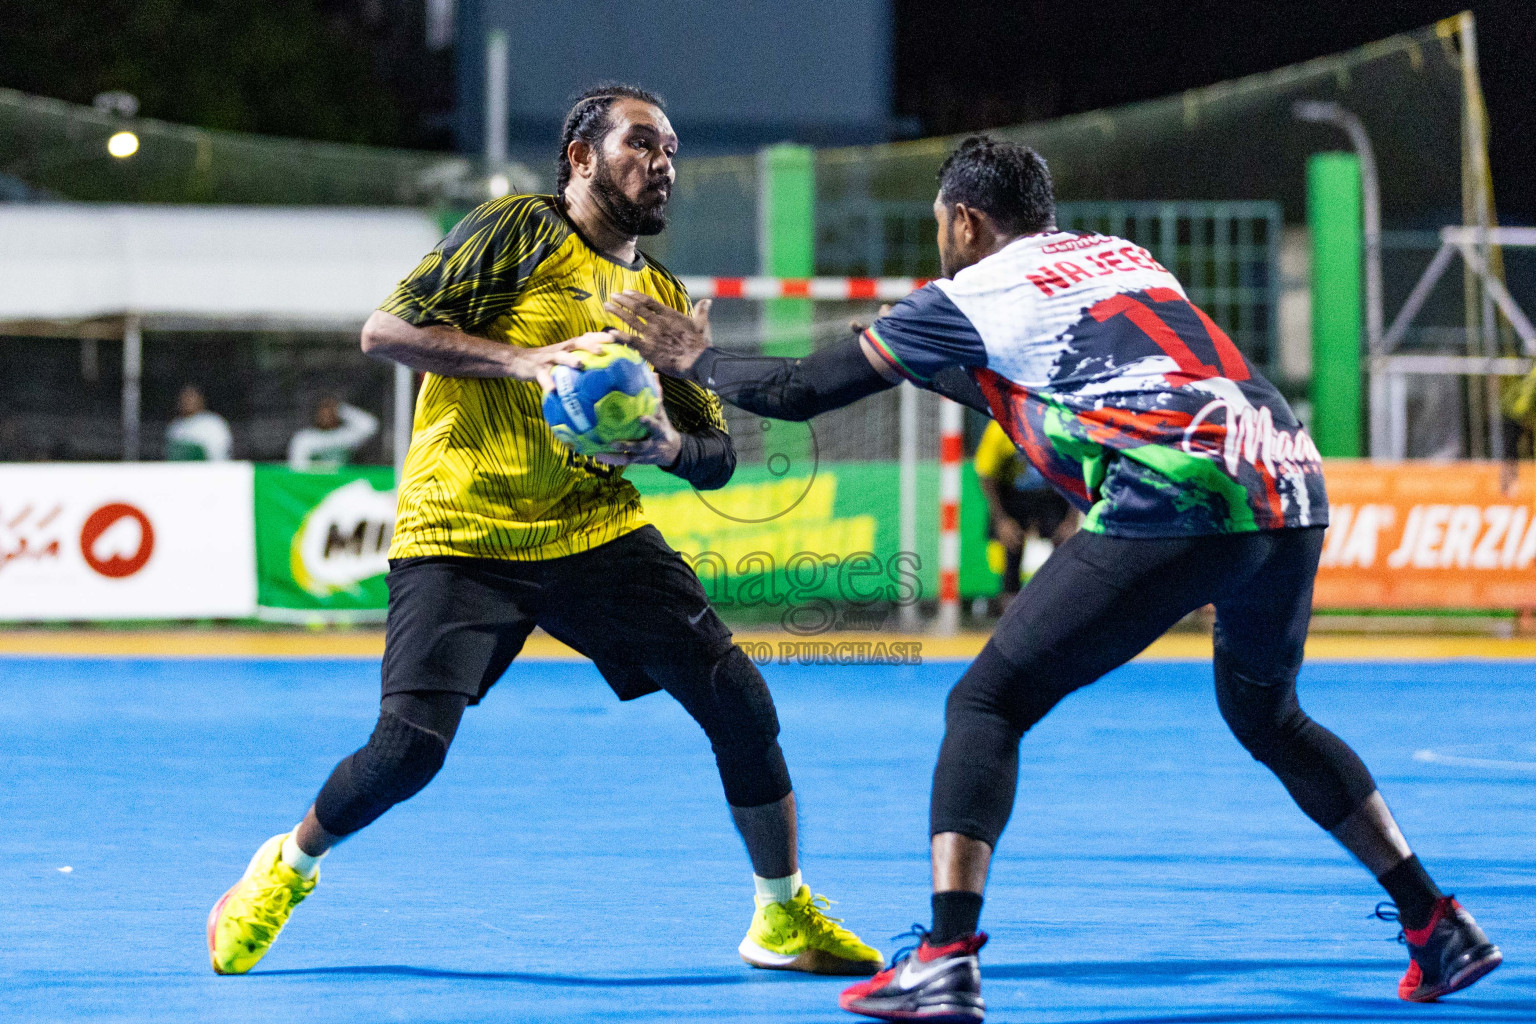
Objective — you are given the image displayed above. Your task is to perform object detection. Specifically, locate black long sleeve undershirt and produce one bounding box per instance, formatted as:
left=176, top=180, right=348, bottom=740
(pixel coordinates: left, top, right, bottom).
left=685, top=334, right=992, bottom=420
left=686, top=335, right=896, bottom=421
left=661, top=423, right=735, bottom=490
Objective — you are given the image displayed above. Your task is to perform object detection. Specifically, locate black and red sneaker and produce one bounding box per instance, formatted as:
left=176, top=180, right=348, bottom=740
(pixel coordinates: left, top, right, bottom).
left=1377, top=896, right=1502, bottom=1002
left=839, top=927, right=987, bottom=1022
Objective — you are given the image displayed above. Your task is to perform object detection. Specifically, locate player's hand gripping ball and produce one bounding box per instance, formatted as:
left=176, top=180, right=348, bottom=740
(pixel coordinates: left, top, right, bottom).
left=541, top=342, right=662, bottom=456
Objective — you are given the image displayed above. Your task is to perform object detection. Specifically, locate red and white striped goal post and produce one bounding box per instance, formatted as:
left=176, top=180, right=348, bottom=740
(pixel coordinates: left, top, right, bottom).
left=678, top=276, right=929, bottom=301
left=680, top=273, right=965, bottom=634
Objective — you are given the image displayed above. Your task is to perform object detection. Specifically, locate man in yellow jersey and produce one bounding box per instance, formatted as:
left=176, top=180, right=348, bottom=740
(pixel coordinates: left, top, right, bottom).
left=207, top=84, right=882, bottom=979
left=974, top=420, right=1076, bottom=611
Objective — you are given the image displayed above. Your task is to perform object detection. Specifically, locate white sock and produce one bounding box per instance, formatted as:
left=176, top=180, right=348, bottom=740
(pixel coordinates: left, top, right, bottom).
left=281, top=830, right=324, bottom=879
left=754, top=870, right=803, bottom=906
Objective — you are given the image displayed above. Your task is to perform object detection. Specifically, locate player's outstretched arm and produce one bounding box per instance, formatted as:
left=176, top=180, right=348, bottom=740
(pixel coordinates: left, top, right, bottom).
left=606, top=291, right=898, bottom=421
left=361, top=311, right=604, bottom=389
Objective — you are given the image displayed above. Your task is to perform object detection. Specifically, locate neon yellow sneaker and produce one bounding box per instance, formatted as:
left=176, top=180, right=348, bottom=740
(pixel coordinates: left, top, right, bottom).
left=738, top=885, right=884, bottom=976
left=207, top=833, right=317, bottom=975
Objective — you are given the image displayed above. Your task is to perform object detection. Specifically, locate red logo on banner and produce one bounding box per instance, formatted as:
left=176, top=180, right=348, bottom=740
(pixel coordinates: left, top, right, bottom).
left=80, top=503, right=155, bottom=578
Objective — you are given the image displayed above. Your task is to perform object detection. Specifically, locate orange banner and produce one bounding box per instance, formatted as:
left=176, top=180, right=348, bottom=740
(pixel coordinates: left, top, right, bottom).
left=1315, top=460, right=1536, bottom=609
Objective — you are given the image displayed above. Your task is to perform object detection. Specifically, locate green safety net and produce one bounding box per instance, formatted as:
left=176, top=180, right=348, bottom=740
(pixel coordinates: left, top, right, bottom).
left=5, top=17, right=1482, bottom=255
left=651, top=16, right=1484, bottom=279
left=0, top=86, right=535, bottom=206
left=0, top=15, right=1505, bottom=458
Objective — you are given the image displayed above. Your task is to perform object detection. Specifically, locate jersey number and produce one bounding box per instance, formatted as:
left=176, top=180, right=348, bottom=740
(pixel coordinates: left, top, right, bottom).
left=1088, top=288, right=1249, bottom=385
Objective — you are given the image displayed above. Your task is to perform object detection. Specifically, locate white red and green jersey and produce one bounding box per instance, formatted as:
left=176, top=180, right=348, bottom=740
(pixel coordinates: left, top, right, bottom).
left=864, top=231, right=1327, bottom=538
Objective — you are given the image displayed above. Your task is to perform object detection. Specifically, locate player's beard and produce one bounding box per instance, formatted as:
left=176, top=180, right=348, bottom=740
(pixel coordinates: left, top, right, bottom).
left=938, top=217, right=959, bottom=279
left=591, top=152, right=670, bottom=237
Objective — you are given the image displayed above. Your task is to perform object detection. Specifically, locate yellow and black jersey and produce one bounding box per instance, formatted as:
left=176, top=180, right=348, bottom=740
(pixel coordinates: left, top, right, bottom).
left=380, top=194, right=727, bottom=561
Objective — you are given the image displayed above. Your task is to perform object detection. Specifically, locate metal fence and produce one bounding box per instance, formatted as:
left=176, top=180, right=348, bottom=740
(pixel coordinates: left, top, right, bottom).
left=816, top=199, right=1284, bottom=374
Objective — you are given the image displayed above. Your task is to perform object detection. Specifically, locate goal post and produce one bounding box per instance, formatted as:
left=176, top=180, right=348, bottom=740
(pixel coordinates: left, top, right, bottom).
left=665, top=277, right=964, bottom=632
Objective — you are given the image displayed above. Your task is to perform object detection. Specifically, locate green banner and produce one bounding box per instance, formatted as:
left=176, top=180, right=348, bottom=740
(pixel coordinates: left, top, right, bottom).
left=629, top=459, right=1001, bottom=618
left=959, top=463, right=1000, bottom=600
left=629, top=462, right=934, bottom=618
left=254, top=464, right=396, bottom=617
left=251, top=460, right=999, bottom=622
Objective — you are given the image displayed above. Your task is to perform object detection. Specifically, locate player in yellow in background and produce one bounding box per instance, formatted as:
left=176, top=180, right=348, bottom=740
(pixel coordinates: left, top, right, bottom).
left=974, top=420, right=1077, bottom=611
left=208, top=84, right=881, bottom=979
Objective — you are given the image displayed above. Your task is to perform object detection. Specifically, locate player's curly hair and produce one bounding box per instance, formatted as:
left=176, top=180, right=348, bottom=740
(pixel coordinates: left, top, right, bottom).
left=937, top=135, right=1055, bottom=235
left=556, top=83, right=666, bottom=199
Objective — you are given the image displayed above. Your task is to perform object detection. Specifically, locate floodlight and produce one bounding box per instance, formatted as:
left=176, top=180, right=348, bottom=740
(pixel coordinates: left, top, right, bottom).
left=107, top=131, right=140, bottom=159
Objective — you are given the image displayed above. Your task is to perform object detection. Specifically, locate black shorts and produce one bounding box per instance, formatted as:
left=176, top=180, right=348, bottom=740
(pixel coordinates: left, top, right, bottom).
left=382, top=525, right=734, bottom=704
left=995, top=487, right=1071, bottom=540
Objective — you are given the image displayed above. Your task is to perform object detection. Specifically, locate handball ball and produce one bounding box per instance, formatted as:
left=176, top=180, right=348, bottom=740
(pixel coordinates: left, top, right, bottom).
left=542, top=343, right=662, bottom=456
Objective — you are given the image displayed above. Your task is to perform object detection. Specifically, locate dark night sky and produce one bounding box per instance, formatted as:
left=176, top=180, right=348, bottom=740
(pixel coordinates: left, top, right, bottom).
left=2, top=2, right=1528, bottom=216
left=894, top=0, right=1535, bottom=219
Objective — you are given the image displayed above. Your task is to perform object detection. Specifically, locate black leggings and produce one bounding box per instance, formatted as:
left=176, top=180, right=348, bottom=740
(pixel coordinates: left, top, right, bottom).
left=312, top=690, right=468, bottom=837
left=931, top=526, right=1377, bottom=847
left=313, top=645, right=790, bottom=838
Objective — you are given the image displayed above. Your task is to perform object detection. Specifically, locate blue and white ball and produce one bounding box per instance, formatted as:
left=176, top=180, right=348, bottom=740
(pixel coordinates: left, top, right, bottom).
left=541, top=343, right=662, bottom=456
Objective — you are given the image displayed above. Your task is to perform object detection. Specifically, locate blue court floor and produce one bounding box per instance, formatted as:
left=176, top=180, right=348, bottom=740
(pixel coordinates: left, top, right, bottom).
left=2, top=653, right=1533, bottom=1023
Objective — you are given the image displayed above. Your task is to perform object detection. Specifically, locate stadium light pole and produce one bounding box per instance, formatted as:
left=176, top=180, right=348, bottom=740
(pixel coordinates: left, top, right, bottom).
left=122, top=314, right=141, bottom=461
left=1293, top=100, right=1384, bottom=458
left=484, top=29, right=509, bottom=197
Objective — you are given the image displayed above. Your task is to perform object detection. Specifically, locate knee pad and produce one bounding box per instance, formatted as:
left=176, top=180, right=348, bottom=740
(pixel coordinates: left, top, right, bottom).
left=703, top=646, right=791, bottom=807
left=1214, top=662, right=1306, bottom=762
left=946, top=644, right=1053, bottom=737
left=931, top=645, right=1035, bottom=847
left=1215, top=661, right=1376, bottom=829
left=353, top=710, right=449, bottom=804
left=699, top=646, right=782, bottom=750
left=314, top=710, right=449, bottom=836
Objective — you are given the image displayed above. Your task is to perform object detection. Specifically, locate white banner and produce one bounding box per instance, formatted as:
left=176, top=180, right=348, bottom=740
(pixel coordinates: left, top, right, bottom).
left=0, top=463, right=256, bottom=620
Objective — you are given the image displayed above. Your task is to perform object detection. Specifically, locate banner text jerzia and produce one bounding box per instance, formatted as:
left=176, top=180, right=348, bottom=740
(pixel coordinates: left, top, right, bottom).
left=4, top=461, right=1536, bottom=621
left=1316, top=460, right=1536, bottom=608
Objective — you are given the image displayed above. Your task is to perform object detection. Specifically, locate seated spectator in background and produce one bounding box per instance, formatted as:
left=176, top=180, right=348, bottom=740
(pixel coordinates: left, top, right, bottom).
left=166, top=385, right=232, bottom=461
left=975, top=419, right=1077, bottom=609
left=288, top=396, right=378, bottom=471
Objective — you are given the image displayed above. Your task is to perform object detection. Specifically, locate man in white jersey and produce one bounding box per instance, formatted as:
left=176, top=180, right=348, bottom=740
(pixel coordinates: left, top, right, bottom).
left=288, top=396, right=379, bottom=471
left=607, top=135, right=1502, bottom=1022
left=166, top=385, right=232, bottom=461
